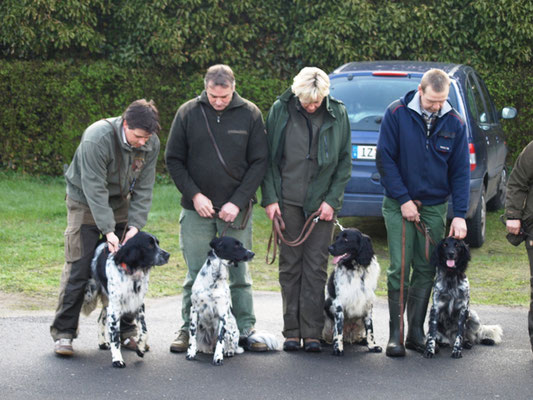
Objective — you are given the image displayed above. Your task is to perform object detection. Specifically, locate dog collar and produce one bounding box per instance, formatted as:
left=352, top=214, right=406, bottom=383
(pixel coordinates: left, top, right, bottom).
left=120, top=262, right=129, bottom=272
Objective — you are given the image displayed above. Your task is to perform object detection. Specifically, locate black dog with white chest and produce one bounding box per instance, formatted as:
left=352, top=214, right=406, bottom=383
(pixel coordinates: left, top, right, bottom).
left=82, top=231, right=170, bottom=368
left=186, top=236, right=278, bottom=366
left=424, top=237, right=502, bottom=359
left=323, top=228, right=382, bottom=356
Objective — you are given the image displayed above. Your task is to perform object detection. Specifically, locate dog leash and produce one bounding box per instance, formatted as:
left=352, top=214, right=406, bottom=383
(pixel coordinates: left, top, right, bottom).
left=265, top=210, right=321, bottom=264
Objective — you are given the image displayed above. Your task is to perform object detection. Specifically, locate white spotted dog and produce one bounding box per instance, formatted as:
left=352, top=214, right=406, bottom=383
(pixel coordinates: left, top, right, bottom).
left=186, top=236, right=278, bottom=366
left=424, top=237, right=503, bottom=359
left=323, top=228, right=382, bottom=356
left=82, top=231, right=170, bottom=368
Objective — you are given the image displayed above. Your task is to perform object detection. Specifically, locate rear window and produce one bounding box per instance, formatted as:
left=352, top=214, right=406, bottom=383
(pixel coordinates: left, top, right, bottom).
left=330, top=75, right=458, bottom=131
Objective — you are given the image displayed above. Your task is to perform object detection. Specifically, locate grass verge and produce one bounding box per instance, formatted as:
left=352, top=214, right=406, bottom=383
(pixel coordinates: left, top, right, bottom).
left=0, top=172, right=529, bottom=308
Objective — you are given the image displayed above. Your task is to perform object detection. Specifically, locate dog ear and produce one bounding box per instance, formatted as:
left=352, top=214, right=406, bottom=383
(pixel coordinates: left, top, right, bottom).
left=209, top=237, right=222, bottom=251
left=457, top=240, right=471, bottom=270
left=114, top=245, right=141, bottom=268
left=356, top=233, right=374, bottom=266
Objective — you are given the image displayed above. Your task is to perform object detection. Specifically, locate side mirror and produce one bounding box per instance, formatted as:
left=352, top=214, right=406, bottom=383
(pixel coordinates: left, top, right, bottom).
left=500, top=107, right=517, bottom=120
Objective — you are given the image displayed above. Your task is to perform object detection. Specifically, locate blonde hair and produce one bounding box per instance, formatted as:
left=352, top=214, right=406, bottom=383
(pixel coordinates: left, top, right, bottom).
left=420, top=69, right=450, bottom=93
left=291, top=67, right=330, bottom=103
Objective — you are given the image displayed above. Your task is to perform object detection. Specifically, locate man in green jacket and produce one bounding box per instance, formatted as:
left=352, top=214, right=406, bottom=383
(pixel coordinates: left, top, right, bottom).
left=165, top=64, right=269, bottom=353
left=261, top=67, right=352, bottom=352
left=505, top=140, right=533, bottom=353
left=51, top=99, right=161, bottom=356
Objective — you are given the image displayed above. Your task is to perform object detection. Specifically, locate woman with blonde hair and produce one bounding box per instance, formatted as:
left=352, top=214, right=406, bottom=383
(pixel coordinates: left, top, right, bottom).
left=261, top=67, right=352, bottom=352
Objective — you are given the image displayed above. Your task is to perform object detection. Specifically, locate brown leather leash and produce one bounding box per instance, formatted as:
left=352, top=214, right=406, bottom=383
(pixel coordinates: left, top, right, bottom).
left=399, top=200, right=436, bottom=343
left=266, top=210, right=321, bottom=264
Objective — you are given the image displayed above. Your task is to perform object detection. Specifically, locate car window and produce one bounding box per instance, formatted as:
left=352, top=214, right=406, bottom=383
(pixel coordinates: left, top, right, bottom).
left=330, top=76, right=458, bottom=131
left=466, top=74, right=491, bottom=125
left=475, top=73, right=497, bottom=124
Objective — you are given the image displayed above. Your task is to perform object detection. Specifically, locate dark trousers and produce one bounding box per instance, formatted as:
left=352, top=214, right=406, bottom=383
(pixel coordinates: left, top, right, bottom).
left=278, top=204, right=334, bottom=339
left=50, top=197, right=135, bottom=340
left=527, top=240, right=533, bottom=351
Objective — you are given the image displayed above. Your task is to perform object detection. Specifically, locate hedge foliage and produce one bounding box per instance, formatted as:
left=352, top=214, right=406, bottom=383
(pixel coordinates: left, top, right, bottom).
left=0, top=0, right=532, bottom=174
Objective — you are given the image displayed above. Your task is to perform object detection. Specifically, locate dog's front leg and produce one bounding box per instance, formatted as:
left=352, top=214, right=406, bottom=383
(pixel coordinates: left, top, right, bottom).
left=107, top=307, right=125, bottom=368
left=332, top=300, right=344, bottom=356
left=186, top=308, right=198, bottom=361
left=134, top=304, right=148, bottom=357
left=424, top=300, right=439, bottom=359
left=97, top=307, right=110, bottom=350
left=213, top=315, right=227, bottom=366
left=451, top=308, right=468, bottom=359
left=364, top=307, right=382, bottom=353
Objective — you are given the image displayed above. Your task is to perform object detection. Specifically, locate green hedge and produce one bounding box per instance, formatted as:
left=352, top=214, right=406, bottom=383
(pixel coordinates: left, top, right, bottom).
left=0, top=60, right=288, bottom=175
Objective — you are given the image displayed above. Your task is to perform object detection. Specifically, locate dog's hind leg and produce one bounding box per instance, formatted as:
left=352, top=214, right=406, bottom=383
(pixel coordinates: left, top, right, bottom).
left=332, top=300, right=344, bottom=356
left=451, top=308, right=468, bottom=359
left=134, top=304, right=148, bottom=357
left=212, top=315, right=227, bottom=366
left=364, top=307, right=382, bottom=353
left=186, top=308, right=198, bottom=361
left=97, top=307, right=110, bottom=350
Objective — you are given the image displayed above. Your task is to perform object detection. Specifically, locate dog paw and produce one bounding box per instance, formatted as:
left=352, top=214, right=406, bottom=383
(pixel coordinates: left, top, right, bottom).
left=99, top=343, right=110, bottom=350
left=112, top=360, right=126, bottom=368
left=332, top=349, right=344, bottom=356
left=135, top=349, right=144, bottom=358
left=368, top=345, right=382, bottom=353
left=185, top=354, right=196, bottom=361
left=423, top=350, right=434, bottom=359
left=224, top=351, right=235, bottom=358
left=212, top=358, right=224, bottom=366
left=451, top=350, right=462, bottom=359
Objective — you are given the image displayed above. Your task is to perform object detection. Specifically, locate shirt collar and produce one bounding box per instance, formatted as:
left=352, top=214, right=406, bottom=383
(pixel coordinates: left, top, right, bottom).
left=407, top=90, right=451, bottom=117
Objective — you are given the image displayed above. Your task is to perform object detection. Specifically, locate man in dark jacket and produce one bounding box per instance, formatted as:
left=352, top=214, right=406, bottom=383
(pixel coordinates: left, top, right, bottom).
left=165, top=64, right=268, bottom=353
left=376, top=68, right=470, bottom=357
left=505, top=140, right=533, bottom=353
left=51, top=99, right=161, bottom=356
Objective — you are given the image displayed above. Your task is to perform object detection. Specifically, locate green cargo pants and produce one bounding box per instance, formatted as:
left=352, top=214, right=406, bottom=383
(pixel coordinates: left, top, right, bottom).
left=178, top=208, right=256, bottom=335
left=382, top=196, right=447, bottom=291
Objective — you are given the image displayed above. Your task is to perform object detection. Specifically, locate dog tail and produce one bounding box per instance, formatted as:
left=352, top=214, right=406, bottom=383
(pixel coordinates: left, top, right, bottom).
left=81, top=278, right=99, bottom=316
left=478, top=324, right=503, bottom=345
left=246, top=331, right=280, bottom=351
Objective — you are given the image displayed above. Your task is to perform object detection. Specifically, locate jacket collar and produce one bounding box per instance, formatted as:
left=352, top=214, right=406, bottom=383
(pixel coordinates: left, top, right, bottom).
left=278, top=88, right=336, bottom=119
left=112, top=116, right=155, bottom=153
left=404, top=90, right=452, bottom=117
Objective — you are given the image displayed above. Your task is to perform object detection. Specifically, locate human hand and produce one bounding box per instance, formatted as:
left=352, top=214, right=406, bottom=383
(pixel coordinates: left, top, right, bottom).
left=318, top=201, right=334, bottom=221
left=265, top=203, right=281, bottom=221
left=448, top=217, right=467, bottom=239
left=400, top=200, right=420, bottom=222
left=122, top=226, right=139, bottom=244
left=106, top=232, right=120, bottom=253
left=219, top=202, right=240, bottom=223
left=506, top=219, right=521, bottom=236
left=192, top=193, right=215, bottom=218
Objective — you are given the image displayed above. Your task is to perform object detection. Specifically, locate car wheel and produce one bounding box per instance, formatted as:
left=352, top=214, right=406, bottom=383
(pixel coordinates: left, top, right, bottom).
left=466, top=188, right=486, bottom=248
left=487, top=168, right=507, bottom=211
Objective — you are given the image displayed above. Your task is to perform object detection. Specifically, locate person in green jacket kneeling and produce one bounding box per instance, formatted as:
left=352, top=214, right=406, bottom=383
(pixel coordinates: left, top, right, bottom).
left=261, top=67, right=352, bottom=352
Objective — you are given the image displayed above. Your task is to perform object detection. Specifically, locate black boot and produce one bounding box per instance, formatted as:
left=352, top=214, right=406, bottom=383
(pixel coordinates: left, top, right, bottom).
left=405, top=287, right=431, bottom=353
left=386, top=290, right=406, bottom=357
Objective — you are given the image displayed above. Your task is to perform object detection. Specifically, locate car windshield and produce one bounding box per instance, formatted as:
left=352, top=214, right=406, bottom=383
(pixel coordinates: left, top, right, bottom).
left=330, top=75, right=458, bottom=131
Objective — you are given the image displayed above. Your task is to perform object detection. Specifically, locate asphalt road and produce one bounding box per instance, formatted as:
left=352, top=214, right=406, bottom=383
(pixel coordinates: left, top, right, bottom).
left=1, top=291, right=532, bottom=400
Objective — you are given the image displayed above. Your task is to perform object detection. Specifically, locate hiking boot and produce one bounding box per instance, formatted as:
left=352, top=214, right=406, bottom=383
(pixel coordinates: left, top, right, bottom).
left=54, top=338, right=74, bottom=356
left=169, top=331, right=189, bottom=353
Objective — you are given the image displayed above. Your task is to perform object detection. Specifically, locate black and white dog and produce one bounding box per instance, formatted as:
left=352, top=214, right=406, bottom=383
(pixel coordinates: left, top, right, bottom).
left=186, top=236, right=278, bottom=366
left=82, top=231, right=170, bottom=368
left=424, top=237, right=503, bottom=359
left=323, top=228, right=382, bottom=356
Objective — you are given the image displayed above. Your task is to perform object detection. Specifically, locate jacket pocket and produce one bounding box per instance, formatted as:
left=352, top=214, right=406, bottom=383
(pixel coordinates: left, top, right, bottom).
left=435, top=131, right=456, bottom=153
left=64, top=226, right=82, bottom=263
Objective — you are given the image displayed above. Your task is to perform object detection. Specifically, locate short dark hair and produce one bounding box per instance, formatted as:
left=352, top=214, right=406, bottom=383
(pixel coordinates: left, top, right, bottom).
left=122, top=99, right=160, bottom=135
left=204, top=64, right=235, bottom=89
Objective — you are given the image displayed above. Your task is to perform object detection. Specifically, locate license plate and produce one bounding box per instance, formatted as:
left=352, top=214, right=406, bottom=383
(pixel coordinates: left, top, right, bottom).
left=352, top=145, right=376, bottom=160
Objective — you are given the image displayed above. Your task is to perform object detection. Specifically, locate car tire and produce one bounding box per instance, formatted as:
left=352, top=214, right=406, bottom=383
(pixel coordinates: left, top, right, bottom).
left=466, top=188, right=486, bottom=248
left=487, top=168, right=507, bottom=211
